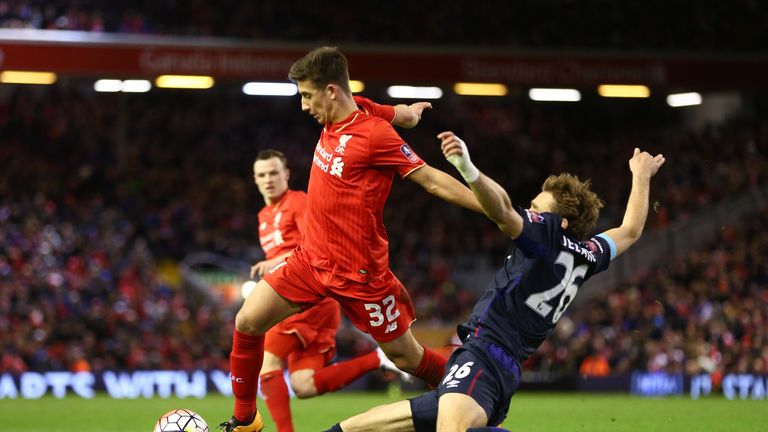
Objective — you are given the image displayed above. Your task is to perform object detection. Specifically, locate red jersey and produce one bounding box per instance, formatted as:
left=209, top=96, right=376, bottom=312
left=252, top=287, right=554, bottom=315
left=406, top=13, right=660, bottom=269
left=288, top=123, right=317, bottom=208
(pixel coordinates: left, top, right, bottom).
left=299, top=96, right=426, bottom=283
left=258, top=189, right=307, bottom=259
left=353, top=95, right=395, bottom=122
left=259, top=188, right=340, bottom=337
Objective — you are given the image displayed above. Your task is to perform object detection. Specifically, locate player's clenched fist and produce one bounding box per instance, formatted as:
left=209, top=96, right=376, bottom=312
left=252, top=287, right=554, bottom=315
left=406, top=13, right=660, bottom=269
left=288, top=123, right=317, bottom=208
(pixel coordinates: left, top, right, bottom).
left=629, top=147, right=665, bottom=179
left=437, top=131, right=480, bottom=183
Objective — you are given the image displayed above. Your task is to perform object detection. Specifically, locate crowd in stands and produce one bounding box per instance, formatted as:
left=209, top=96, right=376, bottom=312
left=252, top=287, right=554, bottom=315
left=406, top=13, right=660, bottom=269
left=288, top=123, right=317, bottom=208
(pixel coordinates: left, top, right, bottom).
left=1, top=0, right=766, bottom=52
left=1, top=84, right=766, bottom=376
left=0, top=196, right=233, bottom=373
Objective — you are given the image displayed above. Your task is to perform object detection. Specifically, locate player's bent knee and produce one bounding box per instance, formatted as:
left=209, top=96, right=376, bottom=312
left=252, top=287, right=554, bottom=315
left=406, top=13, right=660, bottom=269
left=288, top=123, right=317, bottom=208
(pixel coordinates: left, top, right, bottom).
left=291, top=385, right=317, bottom=399
left=260, top=353, right=282, bottom=374
left=437, top=394, right=488, bottom=431
left=292, top=387, right=316, bottom=399
left=289, top=373, right=318, bottom=398
left=234, top=309, right=267, bottom=336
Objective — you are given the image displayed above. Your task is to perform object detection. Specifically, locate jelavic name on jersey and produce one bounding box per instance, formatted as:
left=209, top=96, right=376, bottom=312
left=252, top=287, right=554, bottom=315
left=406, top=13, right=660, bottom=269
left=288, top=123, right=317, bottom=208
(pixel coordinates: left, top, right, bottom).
left=561, top=235, right=596, bottom=262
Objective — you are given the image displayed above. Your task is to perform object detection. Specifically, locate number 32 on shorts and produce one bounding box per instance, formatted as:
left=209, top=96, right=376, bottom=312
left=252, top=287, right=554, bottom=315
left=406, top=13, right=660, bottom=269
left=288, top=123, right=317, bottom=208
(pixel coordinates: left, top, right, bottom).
left=364, top=295, right=401, bottom=334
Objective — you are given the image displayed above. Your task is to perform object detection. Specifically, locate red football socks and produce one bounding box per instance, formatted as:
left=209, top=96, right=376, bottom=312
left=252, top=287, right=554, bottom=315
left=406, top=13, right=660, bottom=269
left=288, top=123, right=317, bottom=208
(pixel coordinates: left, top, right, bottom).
left=230, top=329, right=265, bottom=423
left=313, top=351, right=380, bottom=394
left=413, top=345, right=448, bottom=387
left=260, top=370, right=294, bottom=432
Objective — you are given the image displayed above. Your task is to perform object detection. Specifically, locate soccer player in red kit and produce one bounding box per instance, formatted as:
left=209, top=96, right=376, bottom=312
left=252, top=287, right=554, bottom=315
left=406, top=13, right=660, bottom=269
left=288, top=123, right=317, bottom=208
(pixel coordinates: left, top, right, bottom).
left=220, top=47, right=482, bottom=432
left=252, top=149, right=414, bottom=432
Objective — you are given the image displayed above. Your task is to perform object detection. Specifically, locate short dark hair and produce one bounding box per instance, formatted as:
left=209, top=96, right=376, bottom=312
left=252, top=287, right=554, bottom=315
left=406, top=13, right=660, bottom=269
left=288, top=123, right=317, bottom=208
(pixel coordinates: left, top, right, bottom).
left=542, top=173, right=604, bottom=240
left=288, top=46, right=351, bottom=93
left=255, top=149, right=287, bottom=168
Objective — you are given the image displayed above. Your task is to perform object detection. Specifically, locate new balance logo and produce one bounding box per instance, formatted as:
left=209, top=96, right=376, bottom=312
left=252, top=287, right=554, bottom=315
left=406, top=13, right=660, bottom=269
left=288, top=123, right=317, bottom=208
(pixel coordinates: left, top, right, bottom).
left=385, top=322, right=398, bottom=333
left=330, top=157, right=344, bottom=177
left=444, top=379, right=460, bottom=388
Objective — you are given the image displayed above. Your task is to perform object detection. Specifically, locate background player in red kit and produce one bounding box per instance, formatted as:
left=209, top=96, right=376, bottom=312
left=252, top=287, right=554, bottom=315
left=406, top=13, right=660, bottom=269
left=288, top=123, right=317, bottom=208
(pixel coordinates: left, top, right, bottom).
left=252, top=149, right=419, bottom=431
left=220, top=47, right=483, bottom=432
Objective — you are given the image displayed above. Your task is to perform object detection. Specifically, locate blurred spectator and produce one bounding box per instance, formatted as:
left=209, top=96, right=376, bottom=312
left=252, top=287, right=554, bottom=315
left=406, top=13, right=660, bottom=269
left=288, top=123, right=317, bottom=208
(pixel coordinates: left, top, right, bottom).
left=578, top=336, right=611, bottom=377
left=0, top=1, right=766, bottom=53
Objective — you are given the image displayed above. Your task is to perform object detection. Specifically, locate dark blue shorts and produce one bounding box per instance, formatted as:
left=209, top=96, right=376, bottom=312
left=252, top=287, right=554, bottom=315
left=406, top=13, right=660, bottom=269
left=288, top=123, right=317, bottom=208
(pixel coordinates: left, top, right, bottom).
left=409, top=338, right=522, bottom=431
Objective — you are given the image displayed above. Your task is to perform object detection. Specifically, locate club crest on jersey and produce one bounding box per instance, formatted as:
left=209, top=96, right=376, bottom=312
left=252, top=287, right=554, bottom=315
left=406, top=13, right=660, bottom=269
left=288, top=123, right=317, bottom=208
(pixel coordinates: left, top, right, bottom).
left=400, top=144, right=420, bottom=163
left=335, top=134, right=352, bottom=155
left=585, top=239, right=604, bottom=253
left=525, top=209, right=545, bottom=223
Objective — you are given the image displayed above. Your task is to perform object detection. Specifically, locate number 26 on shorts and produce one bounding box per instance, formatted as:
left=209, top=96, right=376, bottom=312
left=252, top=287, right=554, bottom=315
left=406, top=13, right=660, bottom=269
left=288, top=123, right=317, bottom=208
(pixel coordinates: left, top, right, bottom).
left=442, top=362, right=475, bottom=387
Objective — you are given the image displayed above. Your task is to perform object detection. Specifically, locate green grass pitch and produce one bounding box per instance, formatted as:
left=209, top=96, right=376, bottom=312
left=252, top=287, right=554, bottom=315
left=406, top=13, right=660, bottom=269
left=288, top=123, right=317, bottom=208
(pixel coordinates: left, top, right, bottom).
left=1, top=391, right=765, bottom=431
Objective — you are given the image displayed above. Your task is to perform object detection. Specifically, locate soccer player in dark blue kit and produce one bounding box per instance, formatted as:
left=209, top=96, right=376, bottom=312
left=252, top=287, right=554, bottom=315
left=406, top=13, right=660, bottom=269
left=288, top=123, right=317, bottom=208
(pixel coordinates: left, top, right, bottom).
left=326, top=131, right=665, bottom=432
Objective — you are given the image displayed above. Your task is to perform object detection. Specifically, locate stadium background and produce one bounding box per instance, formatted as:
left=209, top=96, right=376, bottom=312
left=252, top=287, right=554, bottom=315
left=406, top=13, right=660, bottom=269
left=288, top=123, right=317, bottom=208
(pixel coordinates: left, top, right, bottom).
left=0, top=1, right=767, bottom=430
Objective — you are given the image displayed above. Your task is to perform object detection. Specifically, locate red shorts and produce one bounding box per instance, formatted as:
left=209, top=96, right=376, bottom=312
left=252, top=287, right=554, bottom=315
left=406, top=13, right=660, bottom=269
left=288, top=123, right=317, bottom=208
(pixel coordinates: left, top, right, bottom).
left=264, top=329, right=337, bottom=373
left=264, top=298, right=340, bottom=372
left=263, top=250, right=416, bottom=343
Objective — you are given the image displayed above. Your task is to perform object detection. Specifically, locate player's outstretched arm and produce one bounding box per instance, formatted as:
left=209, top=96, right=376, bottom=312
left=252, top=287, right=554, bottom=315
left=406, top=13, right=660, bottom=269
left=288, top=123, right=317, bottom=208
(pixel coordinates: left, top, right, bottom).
left=438, top=131, right=524, bottom=239
left=354, top=95, right=431, bottom=129
left=600, top=148, right=665, bottom=258
left=407, top=164, right=484, bottom=213
left=393, top=102, right=432, bottom=129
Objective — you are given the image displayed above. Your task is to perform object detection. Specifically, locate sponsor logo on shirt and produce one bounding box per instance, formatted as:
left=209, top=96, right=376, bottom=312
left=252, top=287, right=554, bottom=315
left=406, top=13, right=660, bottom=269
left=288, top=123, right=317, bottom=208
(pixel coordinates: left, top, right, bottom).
left=330, top=157, right=345, bottom=177
left=313, top=142, right=333, bottom=173
left=314, top=141, right=345, bottom=178
left=525, top=209, right=545, bottom=223
left=400, top=144, right=420, bottom=163
left=273, top=229, right=284, bottom=246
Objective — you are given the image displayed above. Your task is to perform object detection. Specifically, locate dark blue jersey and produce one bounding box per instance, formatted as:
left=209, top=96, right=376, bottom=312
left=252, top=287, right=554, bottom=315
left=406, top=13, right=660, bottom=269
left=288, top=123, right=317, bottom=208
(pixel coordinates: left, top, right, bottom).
left=458, top=207, right=616, bottom=362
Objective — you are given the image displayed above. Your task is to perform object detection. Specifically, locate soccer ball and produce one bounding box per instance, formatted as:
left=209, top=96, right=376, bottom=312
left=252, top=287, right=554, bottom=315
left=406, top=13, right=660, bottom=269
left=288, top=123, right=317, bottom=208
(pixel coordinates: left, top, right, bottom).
left=153, top=408, right=209, bottom=432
